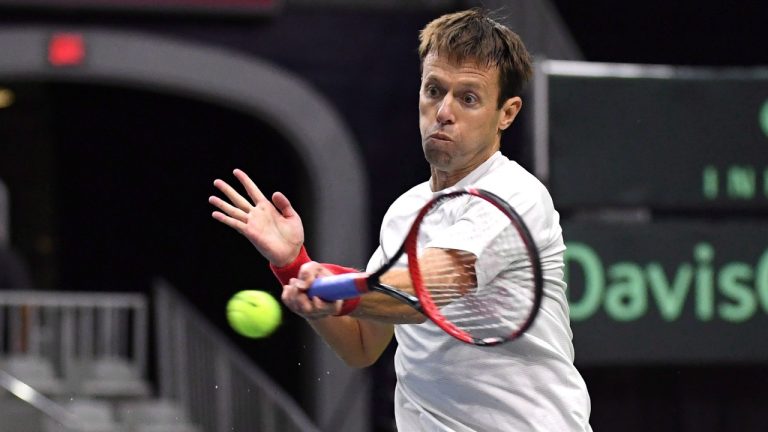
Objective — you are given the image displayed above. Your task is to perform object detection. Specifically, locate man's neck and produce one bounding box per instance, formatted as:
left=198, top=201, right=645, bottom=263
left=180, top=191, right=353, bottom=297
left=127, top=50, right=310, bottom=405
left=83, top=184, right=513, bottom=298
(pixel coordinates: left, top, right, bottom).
left=429, top=150, right=498, bottom=191
left=430, top=167, right=466, bottom=191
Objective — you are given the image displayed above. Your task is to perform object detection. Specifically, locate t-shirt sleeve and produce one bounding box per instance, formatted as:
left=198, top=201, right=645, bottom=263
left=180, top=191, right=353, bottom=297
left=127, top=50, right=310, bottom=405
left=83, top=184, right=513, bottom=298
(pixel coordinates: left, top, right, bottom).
left=424, top=196, right=532, bottom=288
left=365, top=245, right=387, bottom=273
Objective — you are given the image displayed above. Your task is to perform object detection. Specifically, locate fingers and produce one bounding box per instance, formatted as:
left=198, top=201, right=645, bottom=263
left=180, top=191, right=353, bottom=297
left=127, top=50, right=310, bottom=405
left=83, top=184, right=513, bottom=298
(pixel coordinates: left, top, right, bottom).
left=281, top=279, right=312, bottom=312
left=233, top=169, right=268, bottom=206
left=210, top=210, right=247, bottom=232
left=281, top=262, right=342, bottom=319
left=282, top=278, right=341, bottom=319
left=298, top=261, right=331, bottom=282
left=212, top=178, right=253, bottom=212
left=208, top=195, right=249, bottom=223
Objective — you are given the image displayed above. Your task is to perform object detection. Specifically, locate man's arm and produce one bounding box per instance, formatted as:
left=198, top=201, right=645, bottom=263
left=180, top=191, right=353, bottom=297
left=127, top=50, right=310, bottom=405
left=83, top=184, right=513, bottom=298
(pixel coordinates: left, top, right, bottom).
left=210, top=169, right=395, bottom=368
left=274, top=253, right=395, bottom=368
left=350, top=248, right=476, bottom=323
left=280, top=247, right=477, bottom=367
left=305, top=313, right=395, bottom=368
left=209, top=170, right=472, bottom=366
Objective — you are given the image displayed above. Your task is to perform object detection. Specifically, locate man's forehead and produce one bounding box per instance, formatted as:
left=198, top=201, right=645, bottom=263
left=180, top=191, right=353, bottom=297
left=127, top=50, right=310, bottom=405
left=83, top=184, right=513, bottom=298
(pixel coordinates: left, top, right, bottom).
left=422, top=52, right=498, bottom=82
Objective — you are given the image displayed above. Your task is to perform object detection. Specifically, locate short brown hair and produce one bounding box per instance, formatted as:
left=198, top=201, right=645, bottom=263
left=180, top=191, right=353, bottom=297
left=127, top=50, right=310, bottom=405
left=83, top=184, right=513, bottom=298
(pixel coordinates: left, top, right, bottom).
left=418, top=9, right=533, bottom=108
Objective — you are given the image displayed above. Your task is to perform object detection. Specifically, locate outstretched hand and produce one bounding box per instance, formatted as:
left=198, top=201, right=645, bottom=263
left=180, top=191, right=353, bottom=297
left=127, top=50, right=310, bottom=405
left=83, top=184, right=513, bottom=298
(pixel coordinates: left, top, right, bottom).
left=209, top=169, right=304, bottom=266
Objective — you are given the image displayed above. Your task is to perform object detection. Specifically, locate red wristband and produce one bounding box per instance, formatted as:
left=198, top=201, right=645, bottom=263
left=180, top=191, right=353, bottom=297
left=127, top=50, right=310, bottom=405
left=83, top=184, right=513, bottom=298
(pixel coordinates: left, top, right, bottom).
left=270, top=246, right=361, bottom=316
left=269, top=245, right=311, bottom=286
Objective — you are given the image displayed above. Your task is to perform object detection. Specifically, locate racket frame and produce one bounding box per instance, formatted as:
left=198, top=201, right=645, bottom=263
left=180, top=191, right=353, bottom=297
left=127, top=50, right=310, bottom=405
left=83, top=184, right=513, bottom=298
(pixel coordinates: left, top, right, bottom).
left=310, top=187, right=544, bottom=347
left=404, top=188, right=544, bottom=346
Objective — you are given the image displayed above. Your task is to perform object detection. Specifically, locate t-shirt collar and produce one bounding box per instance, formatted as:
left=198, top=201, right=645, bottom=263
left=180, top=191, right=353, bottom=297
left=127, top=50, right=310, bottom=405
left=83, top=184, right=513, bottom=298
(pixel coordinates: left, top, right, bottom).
left=432, top=151, right=504, bottom=195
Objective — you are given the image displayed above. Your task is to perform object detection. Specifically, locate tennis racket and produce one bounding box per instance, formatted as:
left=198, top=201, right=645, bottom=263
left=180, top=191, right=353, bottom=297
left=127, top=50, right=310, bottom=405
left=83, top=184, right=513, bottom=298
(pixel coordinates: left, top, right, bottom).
left=308, top=187, right=543, bottom=346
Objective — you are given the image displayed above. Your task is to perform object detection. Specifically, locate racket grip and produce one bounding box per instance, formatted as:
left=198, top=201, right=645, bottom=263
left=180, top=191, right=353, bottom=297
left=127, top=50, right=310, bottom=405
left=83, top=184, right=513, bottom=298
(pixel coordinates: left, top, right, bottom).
left=308, top=273, right=369, bottom=301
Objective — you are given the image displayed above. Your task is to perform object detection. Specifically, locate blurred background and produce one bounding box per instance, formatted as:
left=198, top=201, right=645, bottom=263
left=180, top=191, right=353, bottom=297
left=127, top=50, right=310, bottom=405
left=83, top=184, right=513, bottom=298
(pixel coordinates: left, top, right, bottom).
left=0, top=0, right=767, bottom=431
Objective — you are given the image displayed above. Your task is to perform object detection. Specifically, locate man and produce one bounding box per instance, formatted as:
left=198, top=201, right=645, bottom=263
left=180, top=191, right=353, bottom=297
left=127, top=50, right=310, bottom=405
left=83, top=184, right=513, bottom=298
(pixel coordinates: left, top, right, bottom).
left=210, top=9, right=592, bottom=431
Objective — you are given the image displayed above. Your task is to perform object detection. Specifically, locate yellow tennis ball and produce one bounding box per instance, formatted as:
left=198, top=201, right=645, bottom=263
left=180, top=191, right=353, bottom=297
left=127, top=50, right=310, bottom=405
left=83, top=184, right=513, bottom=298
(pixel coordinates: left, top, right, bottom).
left=226, top=290, right=282, bottom=338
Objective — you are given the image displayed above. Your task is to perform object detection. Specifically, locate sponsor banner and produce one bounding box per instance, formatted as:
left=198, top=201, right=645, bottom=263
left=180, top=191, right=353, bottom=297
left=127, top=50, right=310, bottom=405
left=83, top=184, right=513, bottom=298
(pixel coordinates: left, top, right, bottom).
left=564, top=220, right=768, bottom=364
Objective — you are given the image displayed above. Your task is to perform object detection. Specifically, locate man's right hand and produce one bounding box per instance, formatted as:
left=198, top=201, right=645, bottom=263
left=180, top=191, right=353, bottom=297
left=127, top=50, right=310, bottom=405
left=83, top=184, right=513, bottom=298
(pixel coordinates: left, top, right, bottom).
left=209, top=169, right=304, bottom=266
left=282, top=261, right=343, bottom=319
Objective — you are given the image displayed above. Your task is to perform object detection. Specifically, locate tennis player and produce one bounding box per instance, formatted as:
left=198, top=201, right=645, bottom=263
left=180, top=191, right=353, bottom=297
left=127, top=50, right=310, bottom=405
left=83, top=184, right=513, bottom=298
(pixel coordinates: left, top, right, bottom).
left=210, top=9, right=592, bottom=431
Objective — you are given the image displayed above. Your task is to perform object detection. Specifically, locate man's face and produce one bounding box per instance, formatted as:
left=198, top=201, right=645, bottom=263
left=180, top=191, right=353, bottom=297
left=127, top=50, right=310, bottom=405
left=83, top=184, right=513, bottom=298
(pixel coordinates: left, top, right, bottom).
left=419, top=52, right=519, bottom=176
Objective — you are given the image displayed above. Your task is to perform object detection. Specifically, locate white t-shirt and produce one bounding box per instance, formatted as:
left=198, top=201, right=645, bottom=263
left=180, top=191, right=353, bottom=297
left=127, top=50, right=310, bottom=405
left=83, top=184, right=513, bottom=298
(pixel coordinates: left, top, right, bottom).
left=366, top=152, right=592, bottom=432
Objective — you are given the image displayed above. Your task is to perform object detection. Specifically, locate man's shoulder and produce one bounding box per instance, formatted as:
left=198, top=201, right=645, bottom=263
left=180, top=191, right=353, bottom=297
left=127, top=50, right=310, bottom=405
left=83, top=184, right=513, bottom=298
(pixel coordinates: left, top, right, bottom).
left=479, top=157, right=550, bottom=202
left=391, top=181, right=432, bottom=208
left=379, top=181, right=431, bottom=228
left=375, top=181, right=431, bottom=244
left=491, top=156, right=537, bottom=182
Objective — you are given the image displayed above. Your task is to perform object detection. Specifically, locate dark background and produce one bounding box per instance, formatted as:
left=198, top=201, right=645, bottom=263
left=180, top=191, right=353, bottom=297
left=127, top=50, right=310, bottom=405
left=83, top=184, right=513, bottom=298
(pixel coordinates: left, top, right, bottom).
left=1, top=1, right=768, bottom=431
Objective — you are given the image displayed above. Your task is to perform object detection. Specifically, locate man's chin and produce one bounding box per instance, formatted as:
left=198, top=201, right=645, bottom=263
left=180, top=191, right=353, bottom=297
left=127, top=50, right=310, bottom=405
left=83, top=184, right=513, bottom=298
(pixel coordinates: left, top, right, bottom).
left=423, top=148, right=453, bottom=169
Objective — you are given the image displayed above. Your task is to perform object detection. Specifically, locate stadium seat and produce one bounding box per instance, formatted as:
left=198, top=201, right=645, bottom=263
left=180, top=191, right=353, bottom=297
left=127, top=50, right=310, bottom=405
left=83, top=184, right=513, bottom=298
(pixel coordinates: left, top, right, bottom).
left=117, top=399, right=202, bottom=432
left=43, top=398, right=126, bottom=432
left=0, top=354, right=66, bottom=396
left=67, top=357, right=150, bottom=399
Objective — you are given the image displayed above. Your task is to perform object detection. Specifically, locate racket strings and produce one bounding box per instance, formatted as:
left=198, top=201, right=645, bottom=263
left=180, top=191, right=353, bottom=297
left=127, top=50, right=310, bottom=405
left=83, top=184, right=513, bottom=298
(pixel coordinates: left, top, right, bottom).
left=417, top=250, right=477, bottom=305
left=415, top=195, right=538, bottom=341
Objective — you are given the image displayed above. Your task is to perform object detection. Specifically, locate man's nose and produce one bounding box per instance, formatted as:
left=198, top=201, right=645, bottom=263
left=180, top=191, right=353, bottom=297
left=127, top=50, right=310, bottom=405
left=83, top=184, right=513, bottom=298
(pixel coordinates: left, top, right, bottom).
left=436, top=95, right=456, bottom=125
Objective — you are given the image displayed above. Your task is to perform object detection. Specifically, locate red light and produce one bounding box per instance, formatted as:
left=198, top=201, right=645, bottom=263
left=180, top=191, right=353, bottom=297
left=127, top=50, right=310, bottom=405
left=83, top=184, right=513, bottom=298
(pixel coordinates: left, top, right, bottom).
left=48, top=33, right=86, bottom=67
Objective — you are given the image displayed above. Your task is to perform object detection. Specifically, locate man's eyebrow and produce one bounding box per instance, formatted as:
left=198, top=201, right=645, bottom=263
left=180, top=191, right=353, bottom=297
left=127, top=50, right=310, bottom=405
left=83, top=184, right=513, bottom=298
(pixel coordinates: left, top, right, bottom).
left=457, top=80, right=484, bottom=90
left=422, top=74, right=441, bottom=84
left=421, top=74, right=489, bottom=93
left=452, top=78, right=490, bottom=94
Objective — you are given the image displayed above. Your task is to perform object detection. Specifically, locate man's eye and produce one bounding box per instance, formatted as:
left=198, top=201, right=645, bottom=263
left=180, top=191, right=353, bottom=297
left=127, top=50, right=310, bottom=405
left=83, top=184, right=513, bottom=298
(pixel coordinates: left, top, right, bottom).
left=425, top=86, right=440, bottom=97
left=463, top=94, right=478, bottom=104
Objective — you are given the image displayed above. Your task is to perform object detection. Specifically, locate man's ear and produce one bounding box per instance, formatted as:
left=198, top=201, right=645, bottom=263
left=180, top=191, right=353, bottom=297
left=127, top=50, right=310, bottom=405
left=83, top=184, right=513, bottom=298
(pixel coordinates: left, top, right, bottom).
left=499, top=96, right=522, bottom=131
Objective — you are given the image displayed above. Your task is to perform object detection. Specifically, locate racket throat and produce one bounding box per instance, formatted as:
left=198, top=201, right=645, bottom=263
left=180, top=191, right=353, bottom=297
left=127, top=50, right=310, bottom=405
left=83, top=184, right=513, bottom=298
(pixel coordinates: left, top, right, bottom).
left=374, top=283, right=422, bottom=312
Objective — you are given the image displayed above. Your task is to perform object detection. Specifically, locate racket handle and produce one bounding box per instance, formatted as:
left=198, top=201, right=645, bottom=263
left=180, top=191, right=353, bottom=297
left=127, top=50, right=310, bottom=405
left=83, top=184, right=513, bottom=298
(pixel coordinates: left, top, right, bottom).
left=308, top=273, right=369, bottom=301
